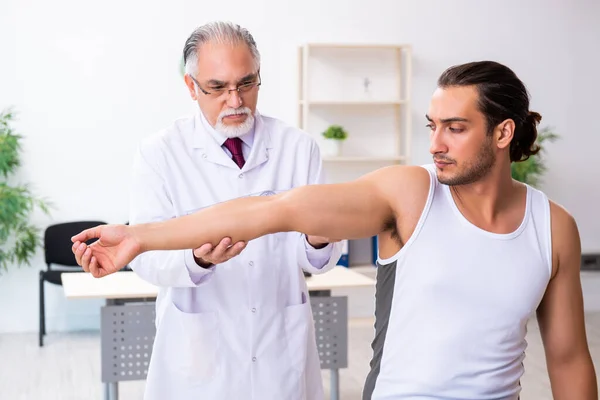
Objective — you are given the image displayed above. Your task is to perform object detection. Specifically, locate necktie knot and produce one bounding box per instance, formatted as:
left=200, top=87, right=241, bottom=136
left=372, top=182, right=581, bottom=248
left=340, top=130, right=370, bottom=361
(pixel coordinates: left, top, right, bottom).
left=223, top=138, right=245, bottom=169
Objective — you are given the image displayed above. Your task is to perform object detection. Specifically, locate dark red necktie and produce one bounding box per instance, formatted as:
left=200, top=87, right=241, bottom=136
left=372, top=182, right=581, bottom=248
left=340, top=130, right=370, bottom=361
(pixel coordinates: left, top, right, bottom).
left=223, top=138, right=245, bottom=169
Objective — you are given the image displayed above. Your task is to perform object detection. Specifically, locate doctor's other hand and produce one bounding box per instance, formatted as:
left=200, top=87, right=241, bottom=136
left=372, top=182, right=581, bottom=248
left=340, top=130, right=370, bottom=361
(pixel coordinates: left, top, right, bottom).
left=193, top=237, right=246, bottom=268
left=71, top=224, right=141, bottom=278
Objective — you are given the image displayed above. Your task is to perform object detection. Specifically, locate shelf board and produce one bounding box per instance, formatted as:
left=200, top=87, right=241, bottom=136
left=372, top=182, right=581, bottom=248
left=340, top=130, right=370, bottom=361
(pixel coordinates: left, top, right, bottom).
left=322, top=156, right=405, bottom=162
left=300, top=100, right=406, bottom=106
left=304, top=43, right=411, bottom=50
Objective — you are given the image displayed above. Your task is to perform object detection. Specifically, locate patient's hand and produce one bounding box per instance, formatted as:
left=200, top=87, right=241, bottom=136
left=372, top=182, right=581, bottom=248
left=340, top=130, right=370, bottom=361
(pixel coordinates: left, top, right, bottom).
left=71, top=224, right=141, bottom=278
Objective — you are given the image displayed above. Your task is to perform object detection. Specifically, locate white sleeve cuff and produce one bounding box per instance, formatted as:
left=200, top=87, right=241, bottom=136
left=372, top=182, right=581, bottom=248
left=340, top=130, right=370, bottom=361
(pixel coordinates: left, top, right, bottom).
left=297, top=235, right=343, bottom=274
left=303, top=236, right=334, bottom=270
left=184, top=249, right=216, bottom=285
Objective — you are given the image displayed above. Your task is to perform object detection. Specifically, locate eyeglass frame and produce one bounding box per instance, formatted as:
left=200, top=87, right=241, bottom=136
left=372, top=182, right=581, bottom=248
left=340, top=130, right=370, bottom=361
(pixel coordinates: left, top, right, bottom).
left=189, top=70, right=262, bottom=98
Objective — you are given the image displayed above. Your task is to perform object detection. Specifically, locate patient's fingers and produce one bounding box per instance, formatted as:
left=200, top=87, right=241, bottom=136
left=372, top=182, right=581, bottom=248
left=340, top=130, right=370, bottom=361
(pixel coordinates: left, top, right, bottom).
left=71, top=226, right=102, bottom=243
left=73, top=241, right=88, bottom=267
left=89, top=256, right=99, bottom=277
left=80, top=246, right=92, bottom=272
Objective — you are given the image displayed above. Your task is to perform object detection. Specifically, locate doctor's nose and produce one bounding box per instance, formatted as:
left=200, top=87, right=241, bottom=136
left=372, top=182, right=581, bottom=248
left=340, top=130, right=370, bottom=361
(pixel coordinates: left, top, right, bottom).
left=226, top=90, right=243, bottom=109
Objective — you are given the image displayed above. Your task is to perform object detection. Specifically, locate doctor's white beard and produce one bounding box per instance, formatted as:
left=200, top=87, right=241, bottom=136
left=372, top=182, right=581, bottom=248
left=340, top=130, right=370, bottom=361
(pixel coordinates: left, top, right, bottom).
left=215, top=107, right=255, bottom=138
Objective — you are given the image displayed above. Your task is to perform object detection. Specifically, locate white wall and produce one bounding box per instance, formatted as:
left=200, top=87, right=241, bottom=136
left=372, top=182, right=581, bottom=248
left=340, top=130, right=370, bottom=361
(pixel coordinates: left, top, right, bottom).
left=0, top=0, right=599, bottom=333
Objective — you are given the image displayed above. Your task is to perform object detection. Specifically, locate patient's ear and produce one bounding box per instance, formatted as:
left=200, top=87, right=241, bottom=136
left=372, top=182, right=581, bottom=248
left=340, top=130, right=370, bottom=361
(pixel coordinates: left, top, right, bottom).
left=495, top=119, right=515, bottom=150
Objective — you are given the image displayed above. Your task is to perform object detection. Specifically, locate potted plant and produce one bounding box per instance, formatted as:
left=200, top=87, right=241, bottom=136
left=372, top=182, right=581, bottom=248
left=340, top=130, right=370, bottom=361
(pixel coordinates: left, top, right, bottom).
left=511, top=126, right=559, bottom=187
left=0, top=107, right=51, bottom=273
left=321, top=125, right=348, bottom=157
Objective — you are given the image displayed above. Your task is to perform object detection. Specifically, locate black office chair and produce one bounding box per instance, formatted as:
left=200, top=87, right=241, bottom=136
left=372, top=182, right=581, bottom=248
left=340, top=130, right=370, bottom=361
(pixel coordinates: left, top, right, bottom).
left=39, top=220, right=107, bottom=347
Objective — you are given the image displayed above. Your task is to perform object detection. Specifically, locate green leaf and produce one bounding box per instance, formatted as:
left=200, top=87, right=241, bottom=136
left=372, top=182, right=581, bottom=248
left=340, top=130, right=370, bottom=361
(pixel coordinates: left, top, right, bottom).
left=511, top=126, right=559, bottom=187
left=12, top=223, right=41, bottom=266
left=322, top=125, right=348, bottom=140
left=0, top=131, right=21, bottom=178
left=0, top=106, right=52, bottom=274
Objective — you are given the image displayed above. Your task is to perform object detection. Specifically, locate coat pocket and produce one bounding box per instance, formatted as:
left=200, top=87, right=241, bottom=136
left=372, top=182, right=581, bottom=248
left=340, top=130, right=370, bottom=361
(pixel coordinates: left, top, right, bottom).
left=167, top=300, right=220, bottom=383
left=283, top=297, right=311, bottom=375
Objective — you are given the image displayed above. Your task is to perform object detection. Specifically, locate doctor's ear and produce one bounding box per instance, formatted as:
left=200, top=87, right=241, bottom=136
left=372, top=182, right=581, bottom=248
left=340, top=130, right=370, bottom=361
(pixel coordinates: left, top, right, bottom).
left=184, top=74, right=198, bottom=101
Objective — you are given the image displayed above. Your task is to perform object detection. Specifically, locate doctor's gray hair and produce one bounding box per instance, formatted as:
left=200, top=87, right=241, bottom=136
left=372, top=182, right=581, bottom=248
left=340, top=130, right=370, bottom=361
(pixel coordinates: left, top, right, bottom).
left=183, top=21, right=261, bottom=77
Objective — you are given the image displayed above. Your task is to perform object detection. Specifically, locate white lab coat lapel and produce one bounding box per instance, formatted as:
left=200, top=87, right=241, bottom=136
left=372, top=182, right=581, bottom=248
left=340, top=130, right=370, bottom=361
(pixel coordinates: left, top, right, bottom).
left=192, top=111, right=273, bottom=172
left=241, top=112, right=272, bottom=173
left=191, top=112, right=239, bottom=170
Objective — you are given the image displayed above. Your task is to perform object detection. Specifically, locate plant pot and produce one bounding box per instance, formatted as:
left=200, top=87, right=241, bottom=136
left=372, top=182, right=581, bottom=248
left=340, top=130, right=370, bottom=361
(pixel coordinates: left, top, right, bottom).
left=321, top=139, right=343, bottom=157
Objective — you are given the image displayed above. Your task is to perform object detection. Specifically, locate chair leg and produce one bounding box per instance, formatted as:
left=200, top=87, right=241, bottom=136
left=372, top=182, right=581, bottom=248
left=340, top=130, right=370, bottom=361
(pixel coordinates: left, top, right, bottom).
left=39, top=271, right=45, bottom=347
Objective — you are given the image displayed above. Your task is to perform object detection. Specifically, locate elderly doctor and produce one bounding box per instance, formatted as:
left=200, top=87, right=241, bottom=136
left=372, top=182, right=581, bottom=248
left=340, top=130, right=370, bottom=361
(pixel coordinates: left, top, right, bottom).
left=118, top=21, right=343, bottom=400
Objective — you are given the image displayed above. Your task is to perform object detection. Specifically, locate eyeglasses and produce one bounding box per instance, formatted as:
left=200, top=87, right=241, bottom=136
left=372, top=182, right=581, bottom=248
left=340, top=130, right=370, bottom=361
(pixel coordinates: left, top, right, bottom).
left=190, top=71, right=261, bottom=99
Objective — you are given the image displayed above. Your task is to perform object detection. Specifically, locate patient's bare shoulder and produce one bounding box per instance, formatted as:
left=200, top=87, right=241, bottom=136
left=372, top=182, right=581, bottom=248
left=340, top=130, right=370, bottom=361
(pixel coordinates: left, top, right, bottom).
left=365, top=164, right=431, bottom=207
left=549, top=200, right=580, bottom=279
left=369, top=165, right=432, bottom=253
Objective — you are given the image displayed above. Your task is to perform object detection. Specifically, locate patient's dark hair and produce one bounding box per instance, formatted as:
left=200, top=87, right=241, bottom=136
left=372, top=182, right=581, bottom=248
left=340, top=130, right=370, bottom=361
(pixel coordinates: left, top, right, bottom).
left=437, top=61, right=541, bottom=162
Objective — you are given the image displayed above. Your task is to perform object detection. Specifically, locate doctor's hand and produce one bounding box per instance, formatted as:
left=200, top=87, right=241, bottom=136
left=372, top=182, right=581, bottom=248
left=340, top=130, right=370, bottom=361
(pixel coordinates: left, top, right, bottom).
left=193, top=237, right=246, bottom=268
left=71, top=224, right=141, bottom=278
left=307, top=235, right=340, bottom=249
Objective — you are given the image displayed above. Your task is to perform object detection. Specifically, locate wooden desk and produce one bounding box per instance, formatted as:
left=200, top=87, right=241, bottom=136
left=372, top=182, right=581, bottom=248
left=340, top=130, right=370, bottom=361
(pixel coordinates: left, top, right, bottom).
left=62, top=266, right=375, bottom=400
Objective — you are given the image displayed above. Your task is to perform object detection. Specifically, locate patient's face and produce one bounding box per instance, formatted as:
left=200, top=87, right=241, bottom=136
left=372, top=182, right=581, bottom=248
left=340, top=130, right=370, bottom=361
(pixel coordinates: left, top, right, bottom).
left=427, top=85, right=496, bottom=186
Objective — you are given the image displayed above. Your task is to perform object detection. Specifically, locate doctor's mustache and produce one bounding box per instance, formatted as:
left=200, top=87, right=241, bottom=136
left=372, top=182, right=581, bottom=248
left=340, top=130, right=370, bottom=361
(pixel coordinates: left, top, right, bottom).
left=219, top=107, right=252, bottom=119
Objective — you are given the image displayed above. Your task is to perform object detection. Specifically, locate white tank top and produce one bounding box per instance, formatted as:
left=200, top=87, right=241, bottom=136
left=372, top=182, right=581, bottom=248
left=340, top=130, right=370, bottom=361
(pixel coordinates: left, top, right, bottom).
left=369, top=164, right=552, bottom=400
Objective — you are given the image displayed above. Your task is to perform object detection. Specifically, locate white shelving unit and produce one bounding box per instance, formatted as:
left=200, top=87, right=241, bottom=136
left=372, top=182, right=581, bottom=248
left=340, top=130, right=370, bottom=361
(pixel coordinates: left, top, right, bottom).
left=298, top=43, right=413, bottom=174
left=298, top=43, right=413, bottom=268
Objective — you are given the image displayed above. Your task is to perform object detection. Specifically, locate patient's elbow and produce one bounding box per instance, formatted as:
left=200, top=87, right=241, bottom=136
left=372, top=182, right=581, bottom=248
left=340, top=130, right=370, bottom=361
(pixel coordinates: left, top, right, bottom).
left=273, top=186, right=322, bottom=234
left=267, top=195, right=296, bottom=233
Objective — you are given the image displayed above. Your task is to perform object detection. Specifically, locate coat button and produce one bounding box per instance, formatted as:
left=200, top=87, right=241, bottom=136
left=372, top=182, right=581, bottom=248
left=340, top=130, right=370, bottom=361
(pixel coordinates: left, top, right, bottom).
left=252, top=357, right=257, bottom=362
left=248, top=261, right=254, bottom=266
left=202, top=153, right=207, bottom=159
left=238, top=174, right=243, bottom=178
left=251, top=308, right=256, bottom=313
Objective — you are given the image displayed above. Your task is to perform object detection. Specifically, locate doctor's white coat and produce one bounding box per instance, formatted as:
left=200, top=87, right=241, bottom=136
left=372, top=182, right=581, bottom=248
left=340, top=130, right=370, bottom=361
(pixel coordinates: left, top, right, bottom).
left=128, top=111, right=343, bottom=400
